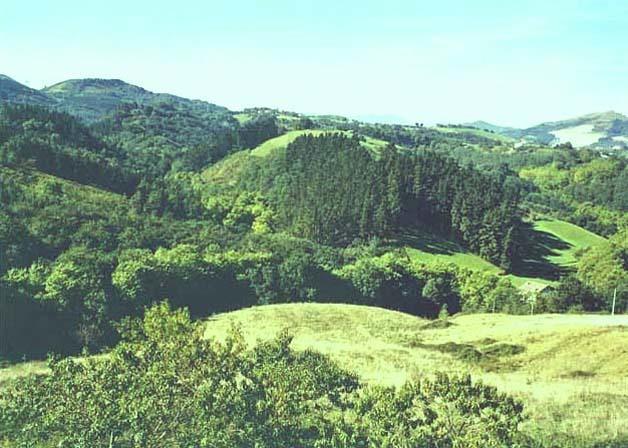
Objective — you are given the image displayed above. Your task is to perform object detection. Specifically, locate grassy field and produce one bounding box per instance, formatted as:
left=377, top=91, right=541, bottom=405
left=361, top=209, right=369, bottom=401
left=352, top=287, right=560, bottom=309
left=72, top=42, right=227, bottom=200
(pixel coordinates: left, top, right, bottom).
left=204, top=303, right=628, bottom=446
left=3, top=303, right=626, bottom=445
left=233, top=112, right=252, bottom=124
left=202, top=130, right=395, bottom=183
left=250, top=130, right=336, bottom=157
left=400, top=218, right=606, bottom=291
left=402, top=231, right=502, bottom=274
left=250, top=130, right=395, bottom=158
left=0, top=360, right=48, bottom=387
left=533, top=219, right=606, bottom=267
left=550, top=124, right=606, bottom=147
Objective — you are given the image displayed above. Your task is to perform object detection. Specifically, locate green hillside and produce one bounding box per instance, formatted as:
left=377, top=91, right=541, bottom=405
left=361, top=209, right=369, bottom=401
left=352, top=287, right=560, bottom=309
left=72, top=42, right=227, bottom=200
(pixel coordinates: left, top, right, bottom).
left=200, top=126, right=609, bottom=293
left=402, top=231, right=503, bottom=274
left=533, top=219, right=607, bottom=266
left=396, top=217, right=606, bottom=290
left=204, top=303, right=628, bottom=446
left=201, top=129, right=395, bottom=183
left=516, top=111, right=628, bottom=148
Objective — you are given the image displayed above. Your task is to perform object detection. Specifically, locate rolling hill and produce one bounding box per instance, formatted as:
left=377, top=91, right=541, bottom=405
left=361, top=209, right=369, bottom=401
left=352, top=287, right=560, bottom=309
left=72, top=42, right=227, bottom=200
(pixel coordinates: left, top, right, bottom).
left=462, top=120, right=519, bottom=135
left=201, top=129, right=608, bottom=292
left=201, top=129, right=395, bottom=183
left=6, top=303, right=626, bottom=445
left=204, top=303, right=628, bottom=446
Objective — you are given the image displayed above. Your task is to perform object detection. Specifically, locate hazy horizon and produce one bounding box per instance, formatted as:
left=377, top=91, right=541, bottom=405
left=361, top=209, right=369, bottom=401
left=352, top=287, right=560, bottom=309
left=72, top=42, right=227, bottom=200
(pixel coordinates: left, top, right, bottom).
left=2, top=0, right=627, bottom=128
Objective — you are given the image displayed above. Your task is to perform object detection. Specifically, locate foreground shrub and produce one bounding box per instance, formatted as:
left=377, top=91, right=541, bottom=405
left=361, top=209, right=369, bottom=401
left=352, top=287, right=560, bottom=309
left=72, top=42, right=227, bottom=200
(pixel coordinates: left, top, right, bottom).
left=0, top=303, right=526, bottom=447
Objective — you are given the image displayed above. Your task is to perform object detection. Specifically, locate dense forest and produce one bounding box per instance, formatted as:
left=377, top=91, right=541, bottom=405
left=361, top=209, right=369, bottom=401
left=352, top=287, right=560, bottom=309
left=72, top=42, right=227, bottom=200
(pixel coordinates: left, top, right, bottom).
left=239, top=134, right=522, bottom=268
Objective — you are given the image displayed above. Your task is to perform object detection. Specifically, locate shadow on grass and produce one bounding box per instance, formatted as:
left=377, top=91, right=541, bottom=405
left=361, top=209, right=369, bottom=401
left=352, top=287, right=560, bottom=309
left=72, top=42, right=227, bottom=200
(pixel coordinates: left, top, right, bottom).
left=396, top=224, right=572, bottom=282
left=511, top=222, right=572, bottom=281
left=398, top=231, right=460, bottom=256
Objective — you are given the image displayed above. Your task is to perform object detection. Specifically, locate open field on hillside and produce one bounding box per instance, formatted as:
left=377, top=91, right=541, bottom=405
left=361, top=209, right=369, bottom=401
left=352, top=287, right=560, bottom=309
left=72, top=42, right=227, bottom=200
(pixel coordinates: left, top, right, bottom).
left=250, top=130, right=335, bottom=156
left=202, top=129, right=396, bottom=183
left=204, top=303, right=628, bottom=446
left=550, top=124, right=606, bottom=147
left=250, top=129, right=394, bottom=157
left=2, top=302, right=626, bottom=445
left=401, top=217, right=605, bottom=289
left=233, top=112, right=252, bottom=123
left=402, top=232, right=502, bottom=273
left=533, top=219, right=606, bottom=267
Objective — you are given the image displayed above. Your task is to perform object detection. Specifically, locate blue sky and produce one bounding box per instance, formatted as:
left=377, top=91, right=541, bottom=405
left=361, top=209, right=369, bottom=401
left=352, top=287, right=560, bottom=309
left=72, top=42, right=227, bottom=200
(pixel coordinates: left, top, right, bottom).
left=1, top=0, right=627, bottom=127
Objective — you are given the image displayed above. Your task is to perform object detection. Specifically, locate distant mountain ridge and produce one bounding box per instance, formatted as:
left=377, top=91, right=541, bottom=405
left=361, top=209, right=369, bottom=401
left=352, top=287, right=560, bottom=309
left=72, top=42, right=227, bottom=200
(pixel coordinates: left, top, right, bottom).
left=461, top=120, right=519, bottom=135
left=462, top=111, right=628, bottom=150
left=2, top=73, right=627, bottom=151
left=0, top=74, right=229, bottom=122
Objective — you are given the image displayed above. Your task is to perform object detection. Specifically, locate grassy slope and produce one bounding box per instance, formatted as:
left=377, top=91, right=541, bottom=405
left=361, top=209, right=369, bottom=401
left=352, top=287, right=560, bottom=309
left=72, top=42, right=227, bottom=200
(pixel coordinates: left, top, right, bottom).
left=533, top=219, right=606, bottom=266
left=402, top=217, right=606, bottom=289
left=0, top=165, right=127, bottom=209
left=233, top=113, right=252, bottom=124
left=204, top=303, right=628, bottom=445
left=402, top=231, right=502, bottom=274
left=250, top=130, right=336, bottom=157
left=3, top=303, right=626, bottom=444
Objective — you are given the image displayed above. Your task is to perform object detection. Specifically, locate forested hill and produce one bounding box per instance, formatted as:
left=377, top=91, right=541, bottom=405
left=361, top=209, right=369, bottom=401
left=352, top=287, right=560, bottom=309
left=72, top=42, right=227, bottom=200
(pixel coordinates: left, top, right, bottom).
left=0, top=104, right=136, bottom=193
left=1, top=73, right=625, bottom=365
left=236, top=133, right=523, bottom=268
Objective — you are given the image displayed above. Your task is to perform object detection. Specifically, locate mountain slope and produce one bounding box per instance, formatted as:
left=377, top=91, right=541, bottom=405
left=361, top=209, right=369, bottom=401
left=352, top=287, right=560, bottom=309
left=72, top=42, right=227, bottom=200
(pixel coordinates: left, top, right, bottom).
left=43, top=78, right=230, bottom=122
left=0, top=74, right=56, bottom=107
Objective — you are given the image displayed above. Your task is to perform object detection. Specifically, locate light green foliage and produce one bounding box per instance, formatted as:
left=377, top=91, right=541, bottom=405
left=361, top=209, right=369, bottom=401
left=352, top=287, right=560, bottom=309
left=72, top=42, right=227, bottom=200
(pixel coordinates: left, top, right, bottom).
left=205, top=191, right=275, bottom=233
left=111, top=249, right=159, bottom=304
left=577, top=229, right=628, bottom=311
left=336, top=252, right=469, bottom=316
left=154, top=244, right=206, bottom=279
left=521, top=156, right=627, bottom=236
left=520, top=164, right=571, bottom=190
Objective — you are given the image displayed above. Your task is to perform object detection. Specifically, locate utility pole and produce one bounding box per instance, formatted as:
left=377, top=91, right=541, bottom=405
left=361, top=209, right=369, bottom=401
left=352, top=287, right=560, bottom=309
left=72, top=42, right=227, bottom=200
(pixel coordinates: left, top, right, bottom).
left=611, top=287, right=617, bottom=316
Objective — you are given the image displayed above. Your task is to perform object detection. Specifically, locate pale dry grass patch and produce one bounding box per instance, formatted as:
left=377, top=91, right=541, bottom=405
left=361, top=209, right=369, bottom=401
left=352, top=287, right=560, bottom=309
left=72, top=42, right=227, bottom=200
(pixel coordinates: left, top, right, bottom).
left=204, top=304, right=628, bottom=444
